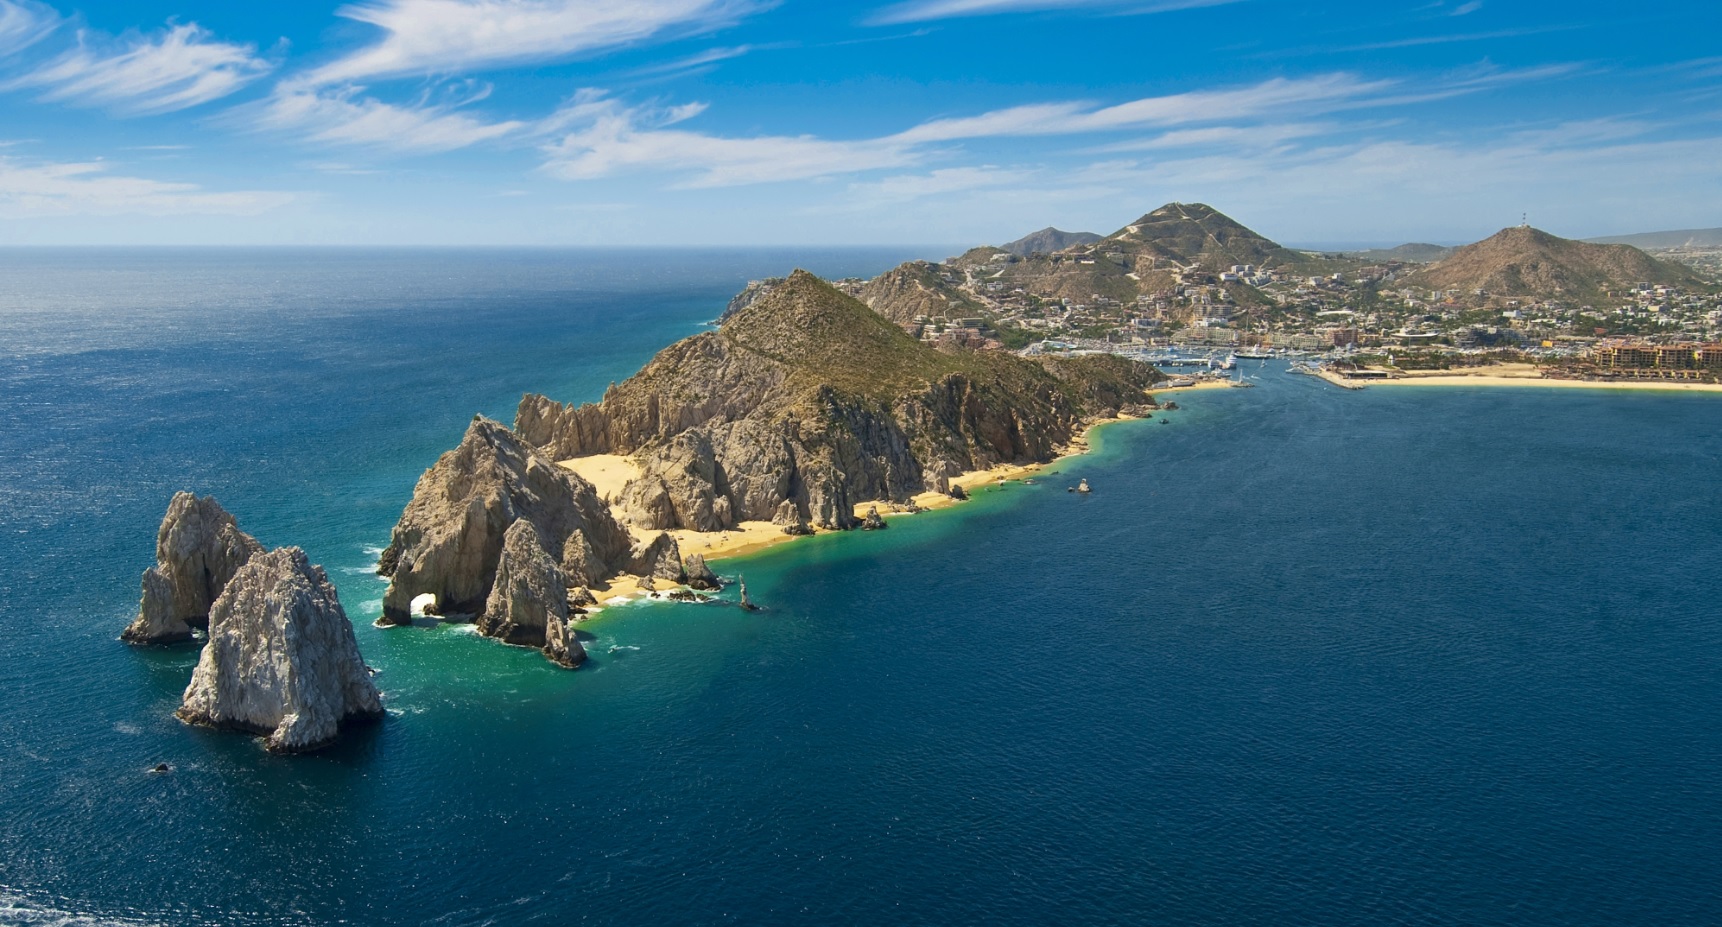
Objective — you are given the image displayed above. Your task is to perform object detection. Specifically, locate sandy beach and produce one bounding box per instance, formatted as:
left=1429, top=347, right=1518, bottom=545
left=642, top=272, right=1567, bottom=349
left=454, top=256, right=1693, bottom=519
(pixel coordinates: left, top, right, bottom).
left=561, top=409, right=1156, bottom=608
left=1363, top=363, right=1722, bottom=392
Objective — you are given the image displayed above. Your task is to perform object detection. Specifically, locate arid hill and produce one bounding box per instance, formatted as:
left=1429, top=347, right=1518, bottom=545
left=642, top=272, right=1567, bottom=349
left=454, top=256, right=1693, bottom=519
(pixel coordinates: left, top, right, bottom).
left=1404, top=226, right=1710, bottom=299
left=1000, top=227, right=1102, bottom=256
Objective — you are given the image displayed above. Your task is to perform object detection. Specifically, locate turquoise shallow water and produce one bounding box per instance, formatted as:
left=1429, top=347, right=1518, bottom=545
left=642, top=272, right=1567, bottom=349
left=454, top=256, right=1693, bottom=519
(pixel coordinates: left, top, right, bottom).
left=3, top=251, right=1721, bottom=926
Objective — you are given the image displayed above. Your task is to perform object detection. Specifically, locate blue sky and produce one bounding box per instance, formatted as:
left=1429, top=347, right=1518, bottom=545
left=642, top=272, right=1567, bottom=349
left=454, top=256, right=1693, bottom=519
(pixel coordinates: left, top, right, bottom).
left=0, top=0, right=1716, bottom=246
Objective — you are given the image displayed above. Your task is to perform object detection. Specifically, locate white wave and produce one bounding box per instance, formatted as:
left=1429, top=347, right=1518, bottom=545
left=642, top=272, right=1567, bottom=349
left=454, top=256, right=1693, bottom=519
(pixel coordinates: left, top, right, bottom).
left=112, top=722, right=140, bottom=735
left=0, top=893, right=163, bottom=927
left=358, top=599, right=383, bottom=614
left=607, top=645, right=641, bottom=653
left=362, top=546, right=384, bottom=556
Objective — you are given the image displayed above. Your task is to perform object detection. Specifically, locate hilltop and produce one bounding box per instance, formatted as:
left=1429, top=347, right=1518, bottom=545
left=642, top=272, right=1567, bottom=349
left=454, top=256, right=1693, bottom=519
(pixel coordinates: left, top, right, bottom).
left=1000, top=227, right=1102, bottom=256
left=1104, top=202, right=1308, bottom=272
left=1351, top=243, right=1456, bottom=264
left=1404, top=226, right=1709, bottom=299
left=516, top=271, right=1160, bottom=532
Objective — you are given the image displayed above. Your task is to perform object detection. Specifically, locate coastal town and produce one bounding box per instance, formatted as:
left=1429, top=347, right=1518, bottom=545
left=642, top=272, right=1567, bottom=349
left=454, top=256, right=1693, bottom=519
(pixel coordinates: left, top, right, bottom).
left=787, top=205, right=1722, bottom=386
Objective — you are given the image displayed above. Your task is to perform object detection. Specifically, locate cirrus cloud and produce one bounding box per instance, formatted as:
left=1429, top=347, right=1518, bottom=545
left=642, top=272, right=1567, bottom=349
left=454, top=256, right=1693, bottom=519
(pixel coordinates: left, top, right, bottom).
left=0, top=155, right=293, bottom=217
left=5, top=21, right=274, bottom=114
left=307, top=0, right=771, bottom=85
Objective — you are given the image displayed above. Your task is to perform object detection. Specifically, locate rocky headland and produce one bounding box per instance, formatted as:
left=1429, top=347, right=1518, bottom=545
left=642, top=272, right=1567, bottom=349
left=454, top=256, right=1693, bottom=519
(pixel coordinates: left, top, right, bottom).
left=514, top=271, right=1160, bottom=539
left=177, top=546, right=383, bottom=753
left=374, top=414, right=686, bottom=666
left=123, top=492, right=264, bottom=645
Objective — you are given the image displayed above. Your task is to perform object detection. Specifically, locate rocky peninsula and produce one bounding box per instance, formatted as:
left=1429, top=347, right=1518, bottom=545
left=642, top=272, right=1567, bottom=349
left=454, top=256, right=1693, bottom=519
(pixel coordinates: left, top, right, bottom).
left=372, top=270, right=1159, bottom=656
left=515, top=271, right=1159, bottom=536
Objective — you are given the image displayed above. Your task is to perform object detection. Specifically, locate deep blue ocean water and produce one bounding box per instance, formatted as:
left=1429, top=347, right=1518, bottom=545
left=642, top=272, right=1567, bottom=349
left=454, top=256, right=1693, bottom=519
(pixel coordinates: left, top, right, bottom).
left=2, top=250, right=1721, bottom=926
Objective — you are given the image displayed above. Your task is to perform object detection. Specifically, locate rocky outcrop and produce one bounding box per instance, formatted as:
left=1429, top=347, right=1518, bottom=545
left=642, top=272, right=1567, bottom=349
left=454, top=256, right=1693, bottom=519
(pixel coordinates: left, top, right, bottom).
left=717, top=277, right=784, bottom=323
left=772, top=500, right=813, bottom=536
left=123, top=493, right=264, bottom=645
left=514, top=272, right=1157, bottom=543
left=617, top=431, right=732, bottom=531
left=683, top=554, right=721, bottom=591
left=377, top=417, right=631, bottom=628
left=628, top=532, right=686, bottom=582
left=861, top=506, right=887, bottom=530
left=177, top=547, right=383, bottom=753
left=479, top=520, right=567, bottom=647
left=542, top=609, right=585, bottom=669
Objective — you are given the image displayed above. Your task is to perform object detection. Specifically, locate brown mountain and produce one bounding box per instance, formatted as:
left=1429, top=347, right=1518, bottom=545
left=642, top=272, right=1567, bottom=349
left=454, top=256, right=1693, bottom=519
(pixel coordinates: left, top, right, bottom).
left=1404, top=226, right=1710, bottom=298
left=516, top=271, right=1159, bottom=531
left=1001, top=227, right=1103, bottom=256
left=1105, top=202, right=1307, bottom=271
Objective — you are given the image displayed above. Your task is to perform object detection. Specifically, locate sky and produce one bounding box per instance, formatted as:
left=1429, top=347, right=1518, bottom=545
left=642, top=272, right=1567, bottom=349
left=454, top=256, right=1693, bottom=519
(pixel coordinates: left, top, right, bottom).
left=0, top=0, right=1717, bottom=247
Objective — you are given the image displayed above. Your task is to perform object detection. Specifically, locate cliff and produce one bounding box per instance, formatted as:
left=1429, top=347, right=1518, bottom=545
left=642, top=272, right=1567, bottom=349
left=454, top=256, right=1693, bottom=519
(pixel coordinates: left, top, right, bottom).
left=516, top=271, right=1158, bottom=533
left=123, top=493, right=264, bottom=645
left=377, top=416, right=636, bottom=628
left=177, top=547, right=383, bottom=753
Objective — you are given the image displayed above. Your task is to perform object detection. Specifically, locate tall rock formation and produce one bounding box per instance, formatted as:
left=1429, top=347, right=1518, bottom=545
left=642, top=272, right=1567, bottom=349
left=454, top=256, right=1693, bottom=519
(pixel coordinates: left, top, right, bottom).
left=376, top=416, right=631, bottom=627
left=479, top=520, right=585, bottom=668
left=177, top=547, right=383, bottom=753
left=515, top=272, right=1158, bottom=535
left=123, top=493, right=264, bottom=645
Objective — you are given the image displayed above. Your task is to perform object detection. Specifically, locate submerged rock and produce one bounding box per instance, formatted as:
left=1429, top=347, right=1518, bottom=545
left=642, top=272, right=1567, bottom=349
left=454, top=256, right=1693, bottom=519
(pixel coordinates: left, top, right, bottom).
left=683, top=554, right=721, bottom=591
left=123, top=493, right=264, bottom=645
left=377, top=417, right=631, bottom=627
left=861, top=505, right=888, bottom=530
left=177, top=547, right=383, bottom=753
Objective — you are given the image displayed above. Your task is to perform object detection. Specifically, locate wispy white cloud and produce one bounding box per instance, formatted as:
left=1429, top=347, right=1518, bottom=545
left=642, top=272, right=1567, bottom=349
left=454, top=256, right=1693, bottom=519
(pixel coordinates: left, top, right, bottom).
left=1451, top=0, right=1483, bottom=15
left=6, top=22, right=274, bottom=114
left=870, top=0, right=1240, bottom=26
left=0, top=155, right=293, bottom=217
left=1039, top=119, right=1722, bottom=241
left=1091, top=121, right=1340, bottom=152
left=846, top=165, right=1036, bottom=203
left=307, top=0, right=769, bottom=85
left=539, top=92, right=921, bottom=186
left=894, top=74, right=1390, bottom=142
left=0, top=0, right=56, bottom=54
left=249, top=79, right=524, bottom=152
left=537, top=69, right=1573, bottom=188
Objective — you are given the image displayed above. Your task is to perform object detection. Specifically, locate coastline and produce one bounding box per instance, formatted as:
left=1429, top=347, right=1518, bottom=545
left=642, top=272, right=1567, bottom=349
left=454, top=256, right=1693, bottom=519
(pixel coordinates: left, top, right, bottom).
left=565, top=394, right=1199, bottom=609
left=1359, top=363, right=1722, bottom=393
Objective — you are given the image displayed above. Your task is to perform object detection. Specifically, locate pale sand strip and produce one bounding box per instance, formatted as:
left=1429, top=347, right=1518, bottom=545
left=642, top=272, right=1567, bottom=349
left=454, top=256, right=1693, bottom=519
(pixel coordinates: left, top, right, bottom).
left=565, top=411, right=1164, bottom=609
left=1365, top=363, right=1722, bottom=392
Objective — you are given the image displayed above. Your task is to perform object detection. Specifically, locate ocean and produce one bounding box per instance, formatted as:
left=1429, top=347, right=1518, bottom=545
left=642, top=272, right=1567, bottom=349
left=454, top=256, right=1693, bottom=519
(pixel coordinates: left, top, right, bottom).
left=2, top=250, right=1720, bottom=926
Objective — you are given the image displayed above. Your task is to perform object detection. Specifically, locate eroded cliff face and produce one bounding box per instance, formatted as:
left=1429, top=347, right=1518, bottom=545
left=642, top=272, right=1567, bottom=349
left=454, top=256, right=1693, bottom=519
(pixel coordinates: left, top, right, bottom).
left=514, top=271, right=1159, bottom=536
left=377, top=417, right=631, bottom=627
left=177, top=547, right=383, bottom=753
left=123, top=493, right=264, bottom=645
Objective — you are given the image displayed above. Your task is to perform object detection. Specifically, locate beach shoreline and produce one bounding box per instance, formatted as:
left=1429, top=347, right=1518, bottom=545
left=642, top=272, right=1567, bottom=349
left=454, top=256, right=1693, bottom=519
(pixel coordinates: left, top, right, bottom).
left=1358, top=363, right=1722, bottom=393
left=563, top=398, right=1188, bottom=609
